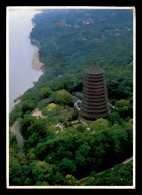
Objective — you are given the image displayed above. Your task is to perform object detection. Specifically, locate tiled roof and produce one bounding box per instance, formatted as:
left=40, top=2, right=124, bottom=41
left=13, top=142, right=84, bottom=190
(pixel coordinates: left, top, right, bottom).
left=85, top=64, right=104, bottom=75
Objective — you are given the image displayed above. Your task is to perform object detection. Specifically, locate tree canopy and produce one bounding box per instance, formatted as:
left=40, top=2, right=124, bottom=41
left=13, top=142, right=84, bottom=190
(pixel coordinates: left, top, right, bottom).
left=53, top=89, right=73, bottom=108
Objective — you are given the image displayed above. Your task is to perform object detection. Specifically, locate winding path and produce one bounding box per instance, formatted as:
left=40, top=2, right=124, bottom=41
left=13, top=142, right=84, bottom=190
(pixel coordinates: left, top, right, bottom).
left=11, top=118, right=23, bottom=151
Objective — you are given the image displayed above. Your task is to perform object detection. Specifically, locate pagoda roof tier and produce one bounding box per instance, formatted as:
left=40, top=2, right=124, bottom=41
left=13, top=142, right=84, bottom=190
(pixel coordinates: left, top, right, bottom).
left=82, top=102, right=108, bottom=107
left=83, top=87, right=106, bottom=92
left=83, top=92, right=106, bottom=99
left=85, top=74, right=104, bottom=80
left=81, top=106, right=110, bottom=113
left=83, top=87, right=107, bottom=93
left=81, top=107, right=110, bottom=115
left=82, top=100, right=108, bottom=106
left=82, top=96, right=108, bottom=102
left=82, top=103, right=109, bottom=110
left=83, top=92, right=107, bottom=98
left=83, top=84, right=106, bottom=90
left=82, top=99, right=108, bottom=106
left=83, top=88, right=107, bottom=95
left=83, top=86, right=106, bottom=93
left=85, top=75, right=105, bottom=81
left=83, top=90, right=108, bottom=96
left=83, top=95, right=108, bottom=101
left=84, top=80, right=106, bottom=86
left=80, top=110, right=110, bottom=119
left=83, top=99, right=108, bottom=106
left=85, top=64, right=104, bottom=75
left=83, top=86, right=106, bottom=92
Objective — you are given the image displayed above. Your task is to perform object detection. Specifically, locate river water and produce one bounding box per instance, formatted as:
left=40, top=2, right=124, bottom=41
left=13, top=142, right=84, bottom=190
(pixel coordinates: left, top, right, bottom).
left=8, top=9, right=42, bottom=112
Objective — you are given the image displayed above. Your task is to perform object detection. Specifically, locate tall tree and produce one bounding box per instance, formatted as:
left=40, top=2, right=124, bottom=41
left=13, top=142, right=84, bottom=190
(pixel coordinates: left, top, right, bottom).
left=53, top=89, right=73, bottom=108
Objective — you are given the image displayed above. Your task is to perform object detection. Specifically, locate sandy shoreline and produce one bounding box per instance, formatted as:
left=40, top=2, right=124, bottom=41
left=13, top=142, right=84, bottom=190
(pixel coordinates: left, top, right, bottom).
left=32, top=48, right=43, bottom=70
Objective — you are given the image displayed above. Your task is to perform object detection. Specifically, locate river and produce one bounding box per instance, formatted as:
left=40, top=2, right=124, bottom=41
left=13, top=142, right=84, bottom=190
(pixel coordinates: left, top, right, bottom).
left=8, top=8, right=42, bottom=112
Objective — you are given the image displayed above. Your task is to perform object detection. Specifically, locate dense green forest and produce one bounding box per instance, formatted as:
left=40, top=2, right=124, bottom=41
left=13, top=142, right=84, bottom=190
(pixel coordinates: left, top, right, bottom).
left=9, top=9, right=134, bottom=187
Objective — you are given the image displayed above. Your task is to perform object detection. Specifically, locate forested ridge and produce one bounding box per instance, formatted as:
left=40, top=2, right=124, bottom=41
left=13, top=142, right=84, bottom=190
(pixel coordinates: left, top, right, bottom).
left=9, top=9, right=134, bottom=186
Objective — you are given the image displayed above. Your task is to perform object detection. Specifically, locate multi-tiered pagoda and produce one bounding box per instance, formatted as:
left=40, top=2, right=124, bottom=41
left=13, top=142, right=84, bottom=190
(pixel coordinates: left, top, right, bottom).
left=80, top=62, right=110, bottom=119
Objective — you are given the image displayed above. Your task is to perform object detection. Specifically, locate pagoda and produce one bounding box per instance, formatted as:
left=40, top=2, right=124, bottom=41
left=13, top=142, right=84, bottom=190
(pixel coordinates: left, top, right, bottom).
left=80, top=62, right=110, bottom=119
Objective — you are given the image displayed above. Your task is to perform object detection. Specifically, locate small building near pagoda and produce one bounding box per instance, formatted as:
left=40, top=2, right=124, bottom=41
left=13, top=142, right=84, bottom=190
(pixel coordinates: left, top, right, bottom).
left=80, top=62, right=110, bottom=119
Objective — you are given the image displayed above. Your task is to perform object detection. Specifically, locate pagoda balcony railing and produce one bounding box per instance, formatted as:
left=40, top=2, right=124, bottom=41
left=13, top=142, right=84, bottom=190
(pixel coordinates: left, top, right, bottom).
left=84, top=80, right=106, bottom=86
left=85, top=77, right=105, bottom=82
left=83, top=84, right=106, bottom=90
left=85, top=77, right=106, bottom=82
left=83, top=86, right=106, bottom=92
left=82, top=99, right=109, bottom=106
left=85, top=74, right=105, bottom=79
left=83, top=92, right=106, bottom=98
left=82, top=101, right=108, bottom=107
left=82, top=99, right=108, bottom=106
left=80, top=110, right=110, bottom=119
left=86, top=73, right=104, bottom=79
left=83, top=87, right=107, bottom=93
left=83, top=94, right=108, bottom=101
left=82, top=103, right=109, bottom=110
left=83, top=87, right=107, bottom=95
left=83, top=98, right=108, bottom=105
left=83, top=88, right=107, bottom=94
left=82, top=96, right=108, bottom=102
left=83, top=90, right=108, bottom=97
left=80, top=109, right=110, bottom=117
left=81, top=106, right=109, bottom=113
left=85, top=75, right=105, bottom=80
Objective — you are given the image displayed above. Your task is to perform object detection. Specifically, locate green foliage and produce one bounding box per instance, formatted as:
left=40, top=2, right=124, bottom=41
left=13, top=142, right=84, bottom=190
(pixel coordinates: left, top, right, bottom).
left=59, top=117, right=66, bottom=124
left=10, top=113, right=133, bottom=186
left=71, top=108, right=79, bottom=120
left=9, top=104, right=21, bottom=127
left=50, top=73, right=83, bottom=92
left=76, top=125, right=86, bottom=132
left=90, top=118, right=109, bottom=131
left=26, top=148, right=37, bottom=161
left=107, top=124, right=129, bottom=162
left=29, top=160, right=55, bottom=185
left=122, top=121, right=133, bottom=153
left=108, top=111, right=123, bottom=125
left=64, top=174, right=79, bottom=186
left=20, top=87, right=39, bottom=105
left=86, top=161, right=133, bottom=186
left=115, top=99, right=130, bottom=108
left=21, top=100, right=36, bottom=117
left=9, top=131, right=20, bottom=151
left=53, top=89, right=73, bottom=107
left=115, top=99, right=132, bottom=119
left=31, top=9, right=133, bottom=74
left=42, top=103, right=62, bottom=117
left=9, top=156, right=24, bottom=185
left=37, top=100, right=46, bottom=110
left=85, top=176, right=96, bottom=186
left=20, top=115, right=35, bottom=138
left=38, top=87, right=52, bottom=99
left=58, top=158, right=76, bottom=176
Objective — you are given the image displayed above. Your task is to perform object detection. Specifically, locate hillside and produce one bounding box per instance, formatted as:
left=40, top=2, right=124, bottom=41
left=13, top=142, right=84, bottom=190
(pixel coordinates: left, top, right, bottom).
left=9, top=9, right=134, bottom=187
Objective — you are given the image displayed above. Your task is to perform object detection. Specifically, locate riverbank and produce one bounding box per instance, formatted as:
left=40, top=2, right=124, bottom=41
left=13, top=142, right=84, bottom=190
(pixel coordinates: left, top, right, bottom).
left=32, top=48, right=43, bottom=70
left=9, top=9, right=43, bottom=112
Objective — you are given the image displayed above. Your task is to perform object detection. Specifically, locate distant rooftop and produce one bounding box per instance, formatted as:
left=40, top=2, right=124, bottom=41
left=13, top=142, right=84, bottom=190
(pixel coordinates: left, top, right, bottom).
left=85, top=61, right=104, bottom=75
